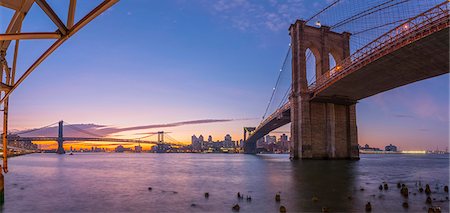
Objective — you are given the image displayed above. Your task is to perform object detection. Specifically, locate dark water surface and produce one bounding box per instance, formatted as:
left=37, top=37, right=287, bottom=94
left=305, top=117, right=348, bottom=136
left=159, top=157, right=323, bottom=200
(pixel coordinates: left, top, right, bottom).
left=2, top=153, right=449, bottom=212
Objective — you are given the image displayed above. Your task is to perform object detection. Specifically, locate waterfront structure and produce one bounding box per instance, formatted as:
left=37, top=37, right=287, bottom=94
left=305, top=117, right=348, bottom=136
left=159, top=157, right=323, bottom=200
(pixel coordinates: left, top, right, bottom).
left=6, top=134, right=37, bottom=150
left=360, top=144, right=381, bottom=152
left=244, top=3, right=449, bottom=160
left=385, top=144, right=398, bottom=152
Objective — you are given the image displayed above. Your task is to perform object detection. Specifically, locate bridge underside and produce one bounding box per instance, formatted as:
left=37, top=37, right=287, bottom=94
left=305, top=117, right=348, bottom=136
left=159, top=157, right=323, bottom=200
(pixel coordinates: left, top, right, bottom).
left=313, top=28, right=449, bottom=101
left=244, top=109, right=290, bottom=154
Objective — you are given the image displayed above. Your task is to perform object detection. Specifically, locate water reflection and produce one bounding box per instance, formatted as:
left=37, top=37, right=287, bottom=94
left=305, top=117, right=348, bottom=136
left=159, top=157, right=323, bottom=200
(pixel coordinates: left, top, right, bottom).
left=2, top=153, right=449, bottom=212
left=289, top=160, right=356, bottom=212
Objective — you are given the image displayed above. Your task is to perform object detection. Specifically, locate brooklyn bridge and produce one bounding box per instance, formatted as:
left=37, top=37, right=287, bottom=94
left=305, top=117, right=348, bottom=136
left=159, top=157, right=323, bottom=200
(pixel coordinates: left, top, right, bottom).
left=243, top=1, right=449, bottom=159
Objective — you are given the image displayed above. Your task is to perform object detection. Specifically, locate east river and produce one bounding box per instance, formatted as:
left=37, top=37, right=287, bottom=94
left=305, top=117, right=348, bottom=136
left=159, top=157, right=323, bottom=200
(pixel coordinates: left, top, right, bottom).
left=2, top=153, right=449, bottom=212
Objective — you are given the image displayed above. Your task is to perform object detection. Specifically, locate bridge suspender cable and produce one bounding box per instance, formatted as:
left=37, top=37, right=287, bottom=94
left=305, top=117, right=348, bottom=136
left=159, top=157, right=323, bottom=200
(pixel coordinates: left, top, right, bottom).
left=261, top=45, right=292, bottom=121
left=305, top=0, right=341, bottom=24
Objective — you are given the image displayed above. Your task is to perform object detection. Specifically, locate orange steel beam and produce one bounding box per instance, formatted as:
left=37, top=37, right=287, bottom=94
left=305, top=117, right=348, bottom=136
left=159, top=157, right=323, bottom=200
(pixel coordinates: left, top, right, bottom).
left=0, top=0, right=119, bottom=105
left=0, top=0, right=34, bottom=51
left=67, top=0, right=77, bottom=28
left=34, top=0, right=68, bottom=35
left=0, top=32, right=61, bottom=40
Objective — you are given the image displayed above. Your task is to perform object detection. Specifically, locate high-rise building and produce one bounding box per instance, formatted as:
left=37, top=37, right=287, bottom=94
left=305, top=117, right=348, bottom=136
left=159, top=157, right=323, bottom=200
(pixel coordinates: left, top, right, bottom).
left=223, top=134, right=234, bottom=148
left=279, top=133, right=290, bottom=152
left=191, top=135, right=198, bottom=145
left=192, top=135, right=201, bottom=151
left=208, top=135, right=213, bottom=143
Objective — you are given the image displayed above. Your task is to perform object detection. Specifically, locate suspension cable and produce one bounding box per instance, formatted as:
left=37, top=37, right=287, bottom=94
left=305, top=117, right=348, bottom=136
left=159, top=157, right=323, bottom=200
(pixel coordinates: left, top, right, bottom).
left=332, top=0, right=411, bottom=29
left=63, top=121, right=104, bottom=138
left=15, top=121, right=59, bottom=135
left=305, top=0, right=341, bottom=24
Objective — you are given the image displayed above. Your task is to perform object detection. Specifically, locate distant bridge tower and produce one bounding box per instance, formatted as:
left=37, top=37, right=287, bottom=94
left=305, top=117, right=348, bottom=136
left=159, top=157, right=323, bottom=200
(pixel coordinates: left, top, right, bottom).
left=157, top=131, right=164, bottom=144
left=289, top=20, right=359, bottom=160
left=243, top=127, right=256, bottom=152
left=56, top=121, right=65, bottom=154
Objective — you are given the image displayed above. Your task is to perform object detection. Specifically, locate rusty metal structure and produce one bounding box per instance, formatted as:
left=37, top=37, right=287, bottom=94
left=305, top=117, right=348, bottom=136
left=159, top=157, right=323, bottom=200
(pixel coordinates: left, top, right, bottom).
left=0, top=0, right=119, bottom=198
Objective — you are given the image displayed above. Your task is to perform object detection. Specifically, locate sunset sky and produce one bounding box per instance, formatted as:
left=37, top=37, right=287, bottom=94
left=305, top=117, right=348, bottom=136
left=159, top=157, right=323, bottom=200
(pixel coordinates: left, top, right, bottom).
left=1, top=0, right=448, bottom=150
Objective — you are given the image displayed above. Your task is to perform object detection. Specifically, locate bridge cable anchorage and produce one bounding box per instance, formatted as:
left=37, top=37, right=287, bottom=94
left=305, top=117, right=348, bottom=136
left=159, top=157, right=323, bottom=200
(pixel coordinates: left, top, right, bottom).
left=261, top=45, right=292, bottom=122
left=14, top=121, right=60, bottom=135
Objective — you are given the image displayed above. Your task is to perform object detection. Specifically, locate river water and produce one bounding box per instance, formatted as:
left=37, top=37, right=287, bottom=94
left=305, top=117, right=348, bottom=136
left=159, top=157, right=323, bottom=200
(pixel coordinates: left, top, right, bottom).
left=2, top=153, right=449, bottom=212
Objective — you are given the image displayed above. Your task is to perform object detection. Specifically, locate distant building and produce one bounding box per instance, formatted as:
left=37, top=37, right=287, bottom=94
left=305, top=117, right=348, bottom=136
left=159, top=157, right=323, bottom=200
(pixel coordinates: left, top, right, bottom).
left=224, top=134, right=232, bottom=142
left=115, top=145, right=125, bottom=152
left=239, top=139, right=244, bottom=148
left=208, top=135, right=213, bottom=143
left=134, top=145, right=143, bottom=152
left=265, top=135, right=276, bottom=144
left=279, top=134, right=290, bottom=152
left=223, top=134, right=234, bottom=148
left=191, top=135, right=197, bottom=145
left=7, top=134, right=38, bottom=150
left=192, top=135, right=201, bottom=151
left=385, top=144, right=397, bottom=152
left=360, top=144, right=382, bottom=151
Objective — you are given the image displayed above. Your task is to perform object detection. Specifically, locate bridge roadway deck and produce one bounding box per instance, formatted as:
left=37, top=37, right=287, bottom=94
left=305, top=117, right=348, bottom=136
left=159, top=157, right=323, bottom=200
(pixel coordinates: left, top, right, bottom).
left=313, top=28, right=449, bottom=101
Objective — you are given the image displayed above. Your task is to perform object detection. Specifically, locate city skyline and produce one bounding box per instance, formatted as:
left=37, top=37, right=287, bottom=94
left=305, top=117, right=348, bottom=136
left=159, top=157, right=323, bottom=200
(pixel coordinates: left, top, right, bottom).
left=2, top=0, right=448, bottom=150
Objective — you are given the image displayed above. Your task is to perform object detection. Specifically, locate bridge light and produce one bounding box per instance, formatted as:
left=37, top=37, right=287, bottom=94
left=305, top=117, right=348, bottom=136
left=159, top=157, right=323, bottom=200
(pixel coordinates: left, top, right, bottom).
left=315, top=21, right=321, bottom=27
left=403, top=24, right=409, bottom=29
left=336, top=66, right=342, bottom=71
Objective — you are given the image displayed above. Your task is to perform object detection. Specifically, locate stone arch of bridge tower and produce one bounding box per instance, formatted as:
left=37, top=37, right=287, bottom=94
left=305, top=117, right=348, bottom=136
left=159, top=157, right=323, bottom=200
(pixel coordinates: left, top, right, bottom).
left=304, top=46, right=320, bottom=86
left=289, top=20, right=358, bottom=160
